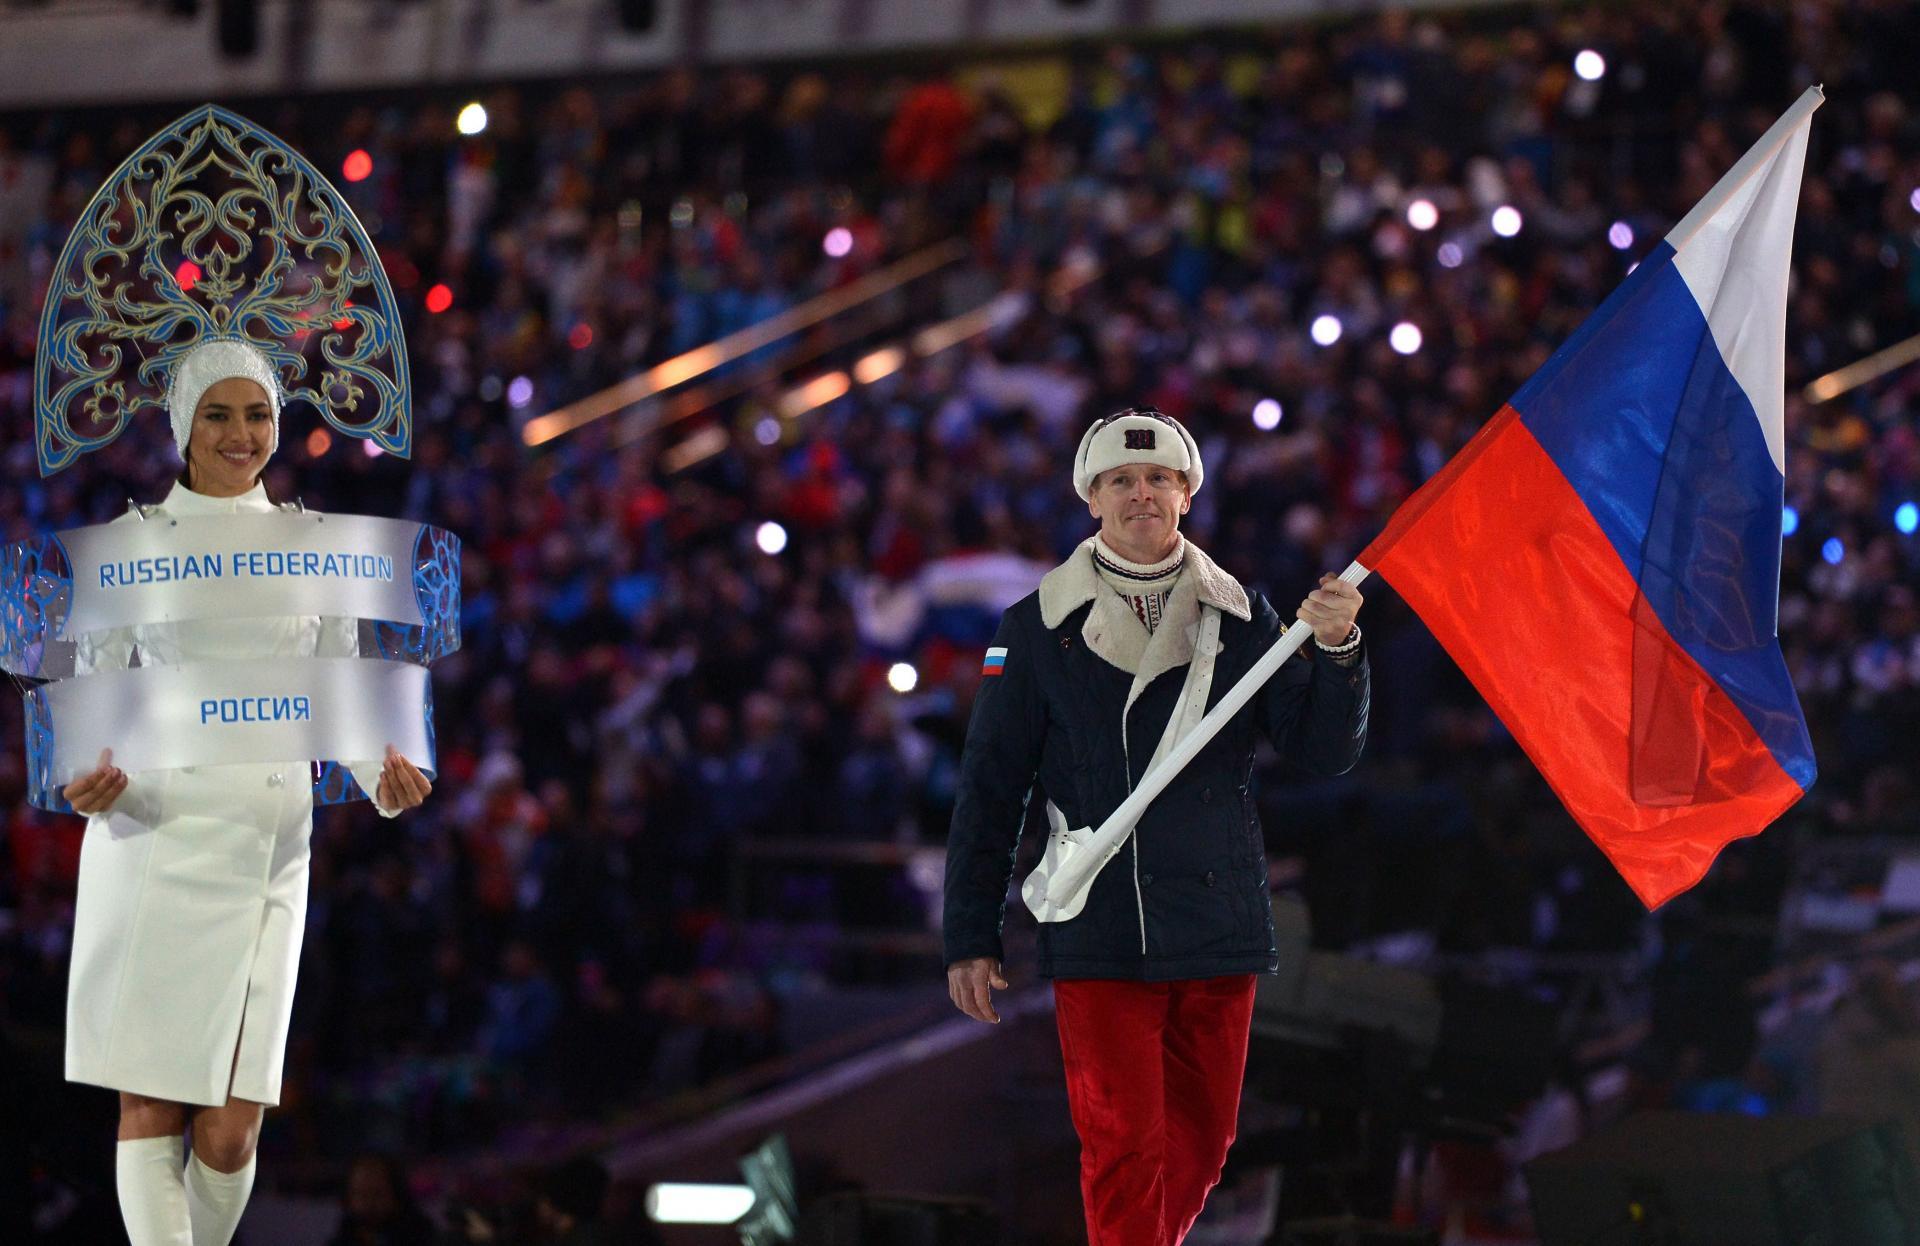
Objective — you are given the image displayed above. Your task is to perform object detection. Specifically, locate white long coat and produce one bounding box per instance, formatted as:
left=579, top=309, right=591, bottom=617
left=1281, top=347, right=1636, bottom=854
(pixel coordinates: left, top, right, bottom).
left=64, top=480, right=395, bottom=1107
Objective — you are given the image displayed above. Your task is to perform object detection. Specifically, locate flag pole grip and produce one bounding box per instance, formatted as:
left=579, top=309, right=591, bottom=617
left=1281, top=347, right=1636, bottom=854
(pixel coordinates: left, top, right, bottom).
left=1043, top=560, right=1372, bottom=905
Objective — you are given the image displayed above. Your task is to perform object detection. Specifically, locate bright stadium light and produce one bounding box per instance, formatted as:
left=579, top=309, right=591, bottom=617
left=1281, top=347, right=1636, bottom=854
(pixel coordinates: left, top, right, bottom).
left=1822, top=537, right=1844, bottom=565
left=1897, top=501, right=1918, bottom=535
left=1310, top=315, right=1343, bottom=347
left=645, top=1183, right=756, bottom=1225
left=1406, top=198, right=1439, bottom=231
left=342, top=149, right=373, bottom=183
left=1389, top=322, right=1423, bottom=355
left=1608, top=220, right=1634, bottom=250
left=1491, top=205, right=1523, bottom=237
left=506, top=376, right=534, bottom=409
left=1437, top=242, right=1464, bottom=268
left=887, top=662, right=919, bottom=693
left=1910, top=188, right=1920, bottom=214
left=755, top=522, right=788, bottom=555
left=754, top=417, right=781, bottom=446
left=1252, top=398, right=1283, bottom=430
left=823, top=227, right=853, bottom=258
left=456, top=102, right=488, bottom=136
left=1781, top=505, right=1799, bottom=536
left=1574, top=50, right=1606, bottom=81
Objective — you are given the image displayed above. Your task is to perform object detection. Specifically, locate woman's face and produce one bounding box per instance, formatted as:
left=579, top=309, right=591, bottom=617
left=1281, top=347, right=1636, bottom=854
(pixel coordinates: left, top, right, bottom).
left=187, top=377, right=274, bottom=497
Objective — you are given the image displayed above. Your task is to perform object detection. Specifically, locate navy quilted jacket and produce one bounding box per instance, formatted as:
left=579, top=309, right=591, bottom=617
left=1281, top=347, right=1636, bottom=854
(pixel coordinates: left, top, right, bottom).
left=942, top=584, right=1369, bottom=981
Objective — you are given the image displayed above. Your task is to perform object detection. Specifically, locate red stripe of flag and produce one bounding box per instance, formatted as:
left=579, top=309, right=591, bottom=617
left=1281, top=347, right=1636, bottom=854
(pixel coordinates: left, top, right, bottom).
left=1360, top=406, right=1804, bottom=908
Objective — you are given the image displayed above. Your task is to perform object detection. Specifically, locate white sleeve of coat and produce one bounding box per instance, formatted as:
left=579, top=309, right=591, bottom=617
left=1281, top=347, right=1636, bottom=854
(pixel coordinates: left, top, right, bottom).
left=316, top=616, right=402, bottom=818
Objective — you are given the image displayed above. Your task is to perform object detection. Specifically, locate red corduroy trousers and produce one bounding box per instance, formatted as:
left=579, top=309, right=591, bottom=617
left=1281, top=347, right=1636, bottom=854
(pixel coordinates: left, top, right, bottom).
left=1053, top=975, right=1258, bottom=1246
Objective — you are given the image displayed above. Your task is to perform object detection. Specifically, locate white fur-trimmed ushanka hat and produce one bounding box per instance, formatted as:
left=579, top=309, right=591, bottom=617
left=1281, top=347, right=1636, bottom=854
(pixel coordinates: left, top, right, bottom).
left=1072, top=406, right=1203, bottom=502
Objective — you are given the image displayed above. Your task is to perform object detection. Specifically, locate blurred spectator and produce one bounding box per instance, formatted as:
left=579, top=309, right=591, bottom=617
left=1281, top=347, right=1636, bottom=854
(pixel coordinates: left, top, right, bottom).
left=325, top=1153, right=436, bottom=1246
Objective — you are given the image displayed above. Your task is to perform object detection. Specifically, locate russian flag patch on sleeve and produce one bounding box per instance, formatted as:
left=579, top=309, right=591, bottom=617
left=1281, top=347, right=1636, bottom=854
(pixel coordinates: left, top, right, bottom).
left=981, top=647, right=1008, bottom=677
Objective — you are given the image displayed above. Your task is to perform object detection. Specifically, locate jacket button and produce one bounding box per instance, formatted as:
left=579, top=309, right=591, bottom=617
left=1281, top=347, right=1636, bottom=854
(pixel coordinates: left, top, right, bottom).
left=1200, top=786, right=1213, bottom=804
left=1142, top=873, right=1154, bottom=886
left=267, top=772, right=284, bottom=788
left=1205, top=871, right=1215, bottom=887
left=1060, top=635, right=1073, bottom=650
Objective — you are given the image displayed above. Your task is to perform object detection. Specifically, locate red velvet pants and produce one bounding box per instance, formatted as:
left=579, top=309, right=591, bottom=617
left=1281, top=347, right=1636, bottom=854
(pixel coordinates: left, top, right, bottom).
left=1053, top=975, right=1258, bottom=1246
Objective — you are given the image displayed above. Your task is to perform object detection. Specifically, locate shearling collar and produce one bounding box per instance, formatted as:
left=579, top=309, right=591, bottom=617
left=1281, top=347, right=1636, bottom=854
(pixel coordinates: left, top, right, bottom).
left=1039, top=535, right=1250, bottom=630
left=1039, top=536, right=1250, bottom=713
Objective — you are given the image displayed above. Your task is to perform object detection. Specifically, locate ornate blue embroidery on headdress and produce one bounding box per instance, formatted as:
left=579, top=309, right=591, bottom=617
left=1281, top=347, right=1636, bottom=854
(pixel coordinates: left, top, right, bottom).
left=33, top=104, right=411, bottom=475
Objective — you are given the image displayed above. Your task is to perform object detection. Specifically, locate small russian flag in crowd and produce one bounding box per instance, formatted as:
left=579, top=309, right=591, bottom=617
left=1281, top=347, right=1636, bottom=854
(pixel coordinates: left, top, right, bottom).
left=1358, top=87, right=1823, bottom=908
left=981, top=647, right=1008, bottom=677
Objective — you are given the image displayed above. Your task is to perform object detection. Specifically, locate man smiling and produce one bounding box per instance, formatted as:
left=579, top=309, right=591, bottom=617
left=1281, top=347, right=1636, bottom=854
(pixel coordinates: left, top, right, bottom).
left=943, top=406, right=1369, bottom=1245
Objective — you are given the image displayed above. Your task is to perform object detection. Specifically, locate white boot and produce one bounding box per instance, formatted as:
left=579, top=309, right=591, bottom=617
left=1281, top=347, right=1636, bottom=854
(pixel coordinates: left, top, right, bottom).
left=115, top=1137, right=192, bottom=1246
left=184, top=1152, right=257, bottom=1246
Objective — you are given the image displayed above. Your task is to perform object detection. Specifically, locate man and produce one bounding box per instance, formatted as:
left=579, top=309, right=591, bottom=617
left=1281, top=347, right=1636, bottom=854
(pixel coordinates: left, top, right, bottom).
left=943, top=407, right=1367, bottom=1245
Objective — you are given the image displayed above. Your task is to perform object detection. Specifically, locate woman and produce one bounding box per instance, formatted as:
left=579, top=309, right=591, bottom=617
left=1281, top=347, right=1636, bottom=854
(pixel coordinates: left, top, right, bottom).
left=61, top=340, right=435, bottom=1246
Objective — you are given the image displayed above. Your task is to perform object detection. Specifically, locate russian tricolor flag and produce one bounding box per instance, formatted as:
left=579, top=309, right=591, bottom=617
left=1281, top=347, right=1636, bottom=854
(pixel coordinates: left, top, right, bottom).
left=1358, top=88, right=1823, bottom=909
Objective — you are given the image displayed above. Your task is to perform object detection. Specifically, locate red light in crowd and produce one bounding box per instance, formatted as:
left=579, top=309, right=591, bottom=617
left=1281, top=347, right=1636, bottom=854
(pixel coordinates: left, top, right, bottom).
left=175, top=261, right=201, bottom=291
left=568, top=322, right=594, bottom=350
left=425, top=284, right=453, bottom=314
left=342, top=150, right=374, bottom=183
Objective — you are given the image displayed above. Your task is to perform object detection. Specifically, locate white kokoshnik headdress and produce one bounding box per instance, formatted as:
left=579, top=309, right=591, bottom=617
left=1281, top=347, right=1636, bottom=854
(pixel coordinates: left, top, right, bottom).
left=32, top=104, right=411, bottom=476
left=1073, top=406, right=1204, bottom=501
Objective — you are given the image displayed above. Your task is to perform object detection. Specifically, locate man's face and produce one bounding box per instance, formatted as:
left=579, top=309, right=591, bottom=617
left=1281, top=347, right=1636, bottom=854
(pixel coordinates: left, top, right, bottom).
left=1088, top=461, right=1189, bottom=557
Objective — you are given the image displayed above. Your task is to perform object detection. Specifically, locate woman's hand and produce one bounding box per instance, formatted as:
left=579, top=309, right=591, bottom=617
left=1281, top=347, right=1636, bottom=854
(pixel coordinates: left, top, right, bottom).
left=374, top=745, right=433, bottom=812
left=64, top=748, right=127, bottom=815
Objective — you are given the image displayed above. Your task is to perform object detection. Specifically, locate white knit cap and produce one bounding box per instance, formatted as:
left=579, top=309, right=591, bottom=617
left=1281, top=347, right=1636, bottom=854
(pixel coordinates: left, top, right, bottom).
left=1072, top=407, right=1203, bottom=502
left=165, top=340, right=282, bottom=460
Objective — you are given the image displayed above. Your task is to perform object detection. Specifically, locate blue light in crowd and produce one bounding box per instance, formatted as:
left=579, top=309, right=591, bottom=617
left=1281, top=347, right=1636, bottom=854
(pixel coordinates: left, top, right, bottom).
left=1897, top=502, right=1919, bottom=535
left=1781, top=505, right=1798, bottom=536
left=1821, top=537, right=1844, bottom=565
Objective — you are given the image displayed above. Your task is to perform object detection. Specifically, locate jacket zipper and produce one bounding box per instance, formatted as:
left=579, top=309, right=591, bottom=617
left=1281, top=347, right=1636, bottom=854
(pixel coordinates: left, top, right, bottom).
left=1121, top=704, right=1147, bottom=956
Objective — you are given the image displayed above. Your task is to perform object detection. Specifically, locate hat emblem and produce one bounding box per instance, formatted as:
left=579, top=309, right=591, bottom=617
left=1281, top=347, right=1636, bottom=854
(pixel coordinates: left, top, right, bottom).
left=1125, top=429, right=1156, bottom=451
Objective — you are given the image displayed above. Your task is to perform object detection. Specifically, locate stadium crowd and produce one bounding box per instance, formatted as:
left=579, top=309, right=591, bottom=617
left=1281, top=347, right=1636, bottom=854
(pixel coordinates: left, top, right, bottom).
left=2, top=0, right=1919, bottom=1235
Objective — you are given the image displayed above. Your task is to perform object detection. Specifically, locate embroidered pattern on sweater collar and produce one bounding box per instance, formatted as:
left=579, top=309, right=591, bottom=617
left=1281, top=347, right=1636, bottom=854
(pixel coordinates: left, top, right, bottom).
left=1092, top=534, right=1184, bottom=590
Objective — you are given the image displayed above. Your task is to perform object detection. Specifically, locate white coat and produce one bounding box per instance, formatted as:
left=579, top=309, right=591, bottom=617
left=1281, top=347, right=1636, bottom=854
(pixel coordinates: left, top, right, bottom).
left=64, top=480, right=396, bottom=1107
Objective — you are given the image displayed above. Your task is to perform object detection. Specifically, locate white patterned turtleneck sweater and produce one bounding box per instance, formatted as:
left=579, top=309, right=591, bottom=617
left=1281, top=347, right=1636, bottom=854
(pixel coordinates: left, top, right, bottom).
left=1093, top=534, right=1185, bottom=635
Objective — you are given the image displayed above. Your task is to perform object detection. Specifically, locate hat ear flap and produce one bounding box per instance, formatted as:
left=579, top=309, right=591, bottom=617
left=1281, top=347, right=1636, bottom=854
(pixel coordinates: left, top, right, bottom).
left=1073, top=420, right=1104, bottom=501
left=1176, top=420, right=1203, bottom=495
